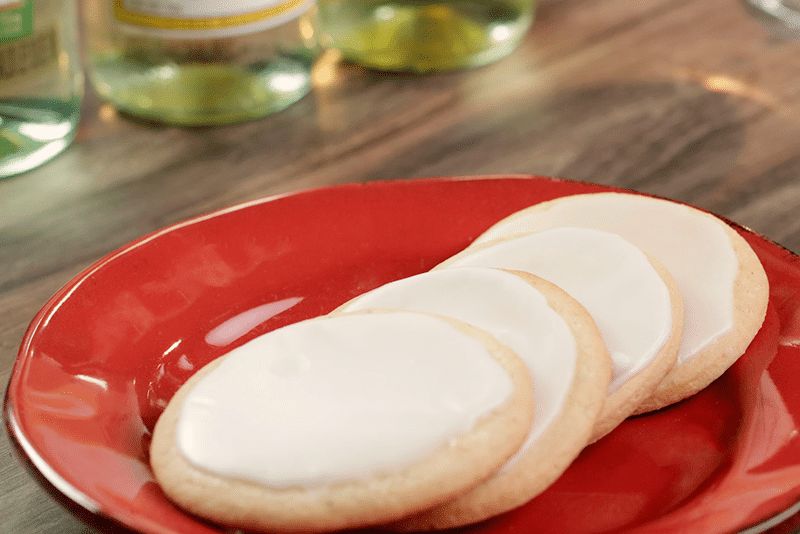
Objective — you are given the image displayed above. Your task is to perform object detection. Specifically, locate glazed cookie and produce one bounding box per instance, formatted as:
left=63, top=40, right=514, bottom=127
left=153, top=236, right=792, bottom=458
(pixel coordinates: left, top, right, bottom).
left=334, top=267, right=611, bottom=529
left=470, top=192, right=769, bottom=412
left=150, top=311, right=534, bottom=534
left=438, top=227, right=684, bottom=440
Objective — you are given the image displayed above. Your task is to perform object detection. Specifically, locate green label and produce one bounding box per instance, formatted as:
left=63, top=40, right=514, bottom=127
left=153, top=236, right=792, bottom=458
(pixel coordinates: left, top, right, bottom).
left=0, top=0, right=34, bottom=42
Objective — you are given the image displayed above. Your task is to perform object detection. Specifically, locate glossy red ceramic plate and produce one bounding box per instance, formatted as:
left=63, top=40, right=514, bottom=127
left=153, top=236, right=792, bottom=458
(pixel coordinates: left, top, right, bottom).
left=6, top=176, right=800, bottom=534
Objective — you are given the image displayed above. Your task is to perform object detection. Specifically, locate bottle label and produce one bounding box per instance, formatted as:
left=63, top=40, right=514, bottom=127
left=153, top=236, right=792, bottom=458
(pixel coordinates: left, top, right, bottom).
left=0, top=25, right=57, bottom=82
left=0, top=0, right=33, bottom=42
left=114, top=0, right=315, bottom=38
left=0, top=0, right=66, bottom=94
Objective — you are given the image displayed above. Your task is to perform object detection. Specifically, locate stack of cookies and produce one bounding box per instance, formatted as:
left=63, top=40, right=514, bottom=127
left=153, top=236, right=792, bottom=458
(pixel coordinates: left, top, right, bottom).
left=150, top=192, right=769, bottom=533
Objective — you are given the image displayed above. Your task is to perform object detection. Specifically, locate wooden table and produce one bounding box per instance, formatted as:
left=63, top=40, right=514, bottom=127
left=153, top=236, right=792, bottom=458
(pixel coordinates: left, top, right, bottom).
left=3, top=0, right=800, bottom=532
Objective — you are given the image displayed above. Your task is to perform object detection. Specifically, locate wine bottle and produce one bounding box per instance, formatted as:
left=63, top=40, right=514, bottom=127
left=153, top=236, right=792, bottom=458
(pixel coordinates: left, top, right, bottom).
left=317, top=1, right=535, bottom=73
left=84, top=0, right=319, bottom=125
left=0, top=0, right=82, bottom=178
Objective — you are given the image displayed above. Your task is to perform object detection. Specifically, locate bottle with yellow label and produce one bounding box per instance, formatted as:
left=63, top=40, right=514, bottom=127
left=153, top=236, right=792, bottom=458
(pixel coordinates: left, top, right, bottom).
left=84, top=0, right=318, bottom=125
left=0, top=0, right=83, bottom=178
left=316, top=1, right=535, bottom=73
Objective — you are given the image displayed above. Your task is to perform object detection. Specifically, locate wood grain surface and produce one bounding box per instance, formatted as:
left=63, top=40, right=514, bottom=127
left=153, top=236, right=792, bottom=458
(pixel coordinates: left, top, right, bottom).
left=3, top=0, right=800, bottom=532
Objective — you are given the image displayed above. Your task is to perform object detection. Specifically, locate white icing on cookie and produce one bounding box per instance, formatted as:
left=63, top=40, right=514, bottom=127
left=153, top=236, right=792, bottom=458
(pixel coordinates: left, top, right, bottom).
left=444, top=228, right=672, bottom=392
left=175, top=312, right=513, bottom=488
left=473, top=193, right=737, bottom=365
left=339, top=267, right=576, bottom=469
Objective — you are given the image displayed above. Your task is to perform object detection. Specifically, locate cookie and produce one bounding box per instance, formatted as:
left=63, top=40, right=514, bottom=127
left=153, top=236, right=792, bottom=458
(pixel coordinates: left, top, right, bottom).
left=334, top=267, right=611, bottom=529
left=471, top=192, right=769, bottom=412
left=150, top=311, right=534, bottom=533
left=439, top=227, right=684, bottom=439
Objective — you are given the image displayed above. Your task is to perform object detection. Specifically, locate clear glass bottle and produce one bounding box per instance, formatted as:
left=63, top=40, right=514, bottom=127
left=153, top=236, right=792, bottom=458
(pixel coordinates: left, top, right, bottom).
left=84, top=0, right=318, bottom=126
left=316, top=1, right=535, bottom=73
left=0, top=0, right=83, bottom=179
left=747, top=0, right=800, bottom=30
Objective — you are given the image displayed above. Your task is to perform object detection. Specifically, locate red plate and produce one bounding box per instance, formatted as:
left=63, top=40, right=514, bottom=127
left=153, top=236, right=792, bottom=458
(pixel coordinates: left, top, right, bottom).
left=5, top=176, right=800, bottom=534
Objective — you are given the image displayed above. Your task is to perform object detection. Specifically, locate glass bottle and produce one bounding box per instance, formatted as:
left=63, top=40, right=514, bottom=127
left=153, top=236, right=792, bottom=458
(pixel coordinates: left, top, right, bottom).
left=0, top=0, right=83, bottom=178
left=747, top=0, right=800, bottom=30
left=83, top=0, right=318, bottom=126
left=316, top=1, right=535, bottom=73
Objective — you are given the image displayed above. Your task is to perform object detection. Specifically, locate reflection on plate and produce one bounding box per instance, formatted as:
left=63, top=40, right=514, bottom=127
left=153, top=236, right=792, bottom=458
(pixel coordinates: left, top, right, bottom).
left=5, top=176, right=800, bottom=534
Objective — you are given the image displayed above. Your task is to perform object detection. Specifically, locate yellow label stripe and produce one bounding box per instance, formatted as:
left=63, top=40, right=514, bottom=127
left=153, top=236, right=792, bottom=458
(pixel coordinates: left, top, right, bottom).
left=114, top=0, right=306, bottom=30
